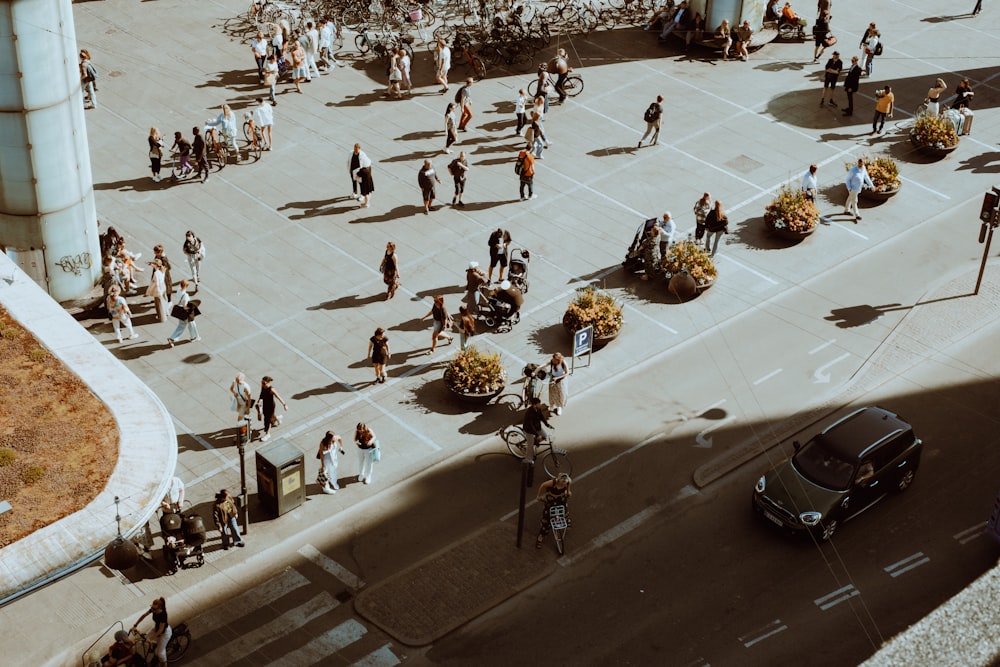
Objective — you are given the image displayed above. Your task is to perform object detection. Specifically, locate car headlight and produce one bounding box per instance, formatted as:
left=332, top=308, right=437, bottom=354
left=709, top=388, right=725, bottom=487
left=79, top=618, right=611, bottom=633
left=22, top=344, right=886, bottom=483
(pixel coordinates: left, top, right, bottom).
left=755, top=476, right=766, bottom=493
left=799, top=511, right=822, bottom=526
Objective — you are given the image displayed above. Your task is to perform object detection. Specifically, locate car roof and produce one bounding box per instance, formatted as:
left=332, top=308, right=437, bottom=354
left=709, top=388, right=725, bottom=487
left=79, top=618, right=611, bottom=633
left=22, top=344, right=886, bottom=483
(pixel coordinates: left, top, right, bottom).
left=817, top=406, right=912, bottom=461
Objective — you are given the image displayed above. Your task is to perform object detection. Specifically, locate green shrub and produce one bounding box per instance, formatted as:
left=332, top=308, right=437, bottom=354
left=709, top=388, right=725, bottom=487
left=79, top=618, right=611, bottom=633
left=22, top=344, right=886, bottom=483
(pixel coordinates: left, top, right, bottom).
left=20, top=465, right=45, bottom=485
left=0, top=449, right=15, bottom=467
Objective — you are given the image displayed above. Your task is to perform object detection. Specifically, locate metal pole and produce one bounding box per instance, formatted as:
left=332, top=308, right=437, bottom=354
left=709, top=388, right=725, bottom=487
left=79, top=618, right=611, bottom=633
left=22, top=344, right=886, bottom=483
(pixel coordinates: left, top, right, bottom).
left=975, top=226, right=994, bottom=295
left=238, top=417, right=250, bottom=534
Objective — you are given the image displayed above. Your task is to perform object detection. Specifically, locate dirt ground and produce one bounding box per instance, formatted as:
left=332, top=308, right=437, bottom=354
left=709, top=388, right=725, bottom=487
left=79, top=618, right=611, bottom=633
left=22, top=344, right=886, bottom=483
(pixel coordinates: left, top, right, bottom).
left=0, top=306, right=118, bottom=548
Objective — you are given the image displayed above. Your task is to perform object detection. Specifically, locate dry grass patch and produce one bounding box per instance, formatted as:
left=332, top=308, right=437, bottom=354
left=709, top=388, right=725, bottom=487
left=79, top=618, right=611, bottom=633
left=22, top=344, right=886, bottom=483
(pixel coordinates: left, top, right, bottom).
left=0, top=307, right=118, bottom=547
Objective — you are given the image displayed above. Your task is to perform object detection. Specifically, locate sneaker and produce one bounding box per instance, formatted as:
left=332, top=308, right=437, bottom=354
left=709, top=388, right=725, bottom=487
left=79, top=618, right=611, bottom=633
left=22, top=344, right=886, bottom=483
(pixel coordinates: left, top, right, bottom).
left=819, top=100, right=825, bottom=107
left=167, top=339, right=175, bottom=348
left=855, top=215, right=862, bottom=221
left=637, top=141, right=642, bottom=148
left=260, top=433, right=270, bottom=442
left=129, top=333, right=139, bottom=339
left=520, top=196, right=526, bottom=201
left=192, top=337, right=201, bottom=342
left=332, top=482, right=340, bottom=490
left=363, top=478, right=371, bottom=485
left=236, top=541, right=245, bottom=548
left=275, top=414, right=282, bottom=425
left=828, top=100, right=837, bottom=107
left=116, top=337, right=123, bottom=344
left=530, top=194, right=537, bottom=200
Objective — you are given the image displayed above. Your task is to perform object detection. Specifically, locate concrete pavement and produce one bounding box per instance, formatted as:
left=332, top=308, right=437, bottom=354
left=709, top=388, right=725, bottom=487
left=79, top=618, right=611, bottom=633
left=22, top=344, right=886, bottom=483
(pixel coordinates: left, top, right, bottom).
left=1, top=0, right=998, bottom=664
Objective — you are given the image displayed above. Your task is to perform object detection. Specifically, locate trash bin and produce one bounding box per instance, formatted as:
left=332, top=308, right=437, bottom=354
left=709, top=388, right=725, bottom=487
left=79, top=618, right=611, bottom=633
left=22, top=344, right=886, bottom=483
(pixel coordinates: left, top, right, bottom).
left=255, top=438, right=306, bottom=517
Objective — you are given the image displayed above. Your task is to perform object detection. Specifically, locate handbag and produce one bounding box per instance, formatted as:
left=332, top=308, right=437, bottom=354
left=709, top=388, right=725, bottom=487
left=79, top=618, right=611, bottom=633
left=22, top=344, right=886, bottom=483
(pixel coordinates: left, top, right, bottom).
left=373, top=446, right=381, bottom=462
left=824, top=34, right=837, bottom=47
left=171, top=304, right=189, bottom=320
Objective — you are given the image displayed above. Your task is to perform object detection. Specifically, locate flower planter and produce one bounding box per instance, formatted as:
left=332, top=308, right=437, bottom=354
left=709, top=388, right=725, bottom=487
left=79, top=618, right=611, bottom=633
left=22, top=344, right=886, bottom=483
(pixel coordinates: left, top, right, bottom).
left=909, top=133, right=958, bottom=158
left=666, top=272, right=714, bottom=302
left=860, top=184, right=901, bottom=202
left=765, top=220, right=817, bottom=241
left=444, top=376, right=506, bottom=405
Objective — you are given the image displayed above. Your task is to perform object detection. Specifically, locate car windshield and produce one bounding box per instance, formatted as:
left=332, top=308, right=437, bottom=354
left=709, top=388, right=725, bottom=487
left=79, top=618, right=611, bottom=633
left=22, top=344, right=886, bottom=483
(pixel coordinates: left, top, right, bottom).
left=792, top=436, right=856, bottom=491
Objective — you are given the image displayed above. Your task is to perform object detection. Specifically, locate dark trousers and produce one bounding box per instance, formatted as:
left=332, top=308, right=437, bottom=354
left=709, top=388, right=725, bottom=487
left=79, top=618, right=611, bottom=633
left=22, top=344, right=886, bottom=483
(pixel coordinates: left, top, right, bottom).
left=873, top=110, right=887, bottom=132
left=255, top=55, right=266, bottom=81
left=555, top=72, right=568, bottom=101
left=515, top=112, right=526, bottom=133
left=844, top=88, right=855, bottom=114
left=519, top=175, right=534, bottom=198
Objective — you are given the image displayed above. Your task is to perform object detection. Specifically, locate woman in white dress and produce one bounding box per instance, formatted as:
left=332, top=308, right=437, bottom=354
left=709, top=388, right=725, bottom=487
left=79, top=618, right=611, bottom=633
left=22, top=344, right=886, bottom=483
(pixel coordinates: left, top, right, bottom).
left=547, top=352, right=569, bottom=415
left=318, top=431, right=345, bottom=493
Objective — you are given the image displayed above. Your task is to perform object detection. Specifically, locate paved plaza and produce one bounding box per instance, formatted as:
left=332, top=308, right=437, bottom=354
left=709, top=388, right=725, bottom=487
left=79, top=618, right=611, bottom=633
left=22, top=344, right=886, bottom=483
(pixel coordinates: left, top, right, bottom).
left=1, top=0, right=999, bottom=663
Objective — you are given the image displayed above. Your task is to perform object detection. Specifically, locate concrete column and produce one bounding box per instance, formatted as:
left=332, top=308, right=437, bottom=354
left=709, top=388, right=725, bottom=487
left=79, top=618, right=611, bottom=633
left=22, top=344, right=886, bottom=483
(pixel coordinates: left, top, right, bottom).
left=0, top=0, right=100, bottom=303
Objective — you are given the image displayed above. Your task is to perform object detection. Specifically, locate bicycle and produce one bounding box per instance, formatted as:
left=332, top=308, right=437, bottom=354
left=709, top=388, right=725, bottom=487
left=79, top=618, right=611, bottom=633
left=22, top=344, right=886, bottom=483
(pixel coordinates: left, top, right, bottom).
left=243, top=113, right=268, bottom=154
left=548, top=503, right=569, bottom=555
left=528, top=71, right=583, bottom=98
left=131, top=624, right=192, bottom=664
left=203, top=127, right=232, bottom=170
left=499, top=424, right=573, bottom=477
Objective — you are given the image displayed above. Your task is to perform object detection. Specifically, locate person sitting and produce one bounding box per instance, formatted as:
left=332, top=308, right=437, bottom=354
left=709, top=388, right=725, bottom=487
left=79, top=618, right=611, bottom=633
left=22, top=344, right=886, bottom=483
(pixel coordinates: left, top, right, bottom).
left=491, top=279, right=524, bottom=319
left=102, top=630, right=136, bottom=666
left=952, top=79, right=974, bottom=110
left=780, top=2, right=799, bottom=24
left=643, top=3, right=676, bottom=32
left=765, top=0, right=780, bottom=21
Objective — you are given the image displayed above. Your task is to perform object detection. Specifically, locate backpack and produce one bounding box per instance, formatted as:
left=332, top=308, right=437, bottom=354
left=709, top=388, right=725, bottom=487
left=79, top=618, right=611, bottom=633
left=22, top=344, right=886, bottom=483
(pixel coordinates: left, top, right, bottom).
left=873, top=40, right=883, bottom=56
left=643, top=103, right=660, bottom=123
left=514, top=153, right=526, bottom=175
left=447, top=158, right=460, bottom=176
left=454, top=87, right=464, bottom=104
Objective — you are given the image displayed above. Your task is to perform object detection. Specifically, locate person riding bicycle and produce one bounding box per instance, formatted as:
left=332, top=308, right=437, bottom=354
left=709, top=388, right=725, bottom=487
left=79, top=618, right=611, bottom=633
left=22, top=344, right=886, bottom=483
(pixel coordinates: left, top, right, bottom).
left=204, top=103, right=239, bottom=157
left=536, top=472, right=572, bottom=549
left=522, top=395, right=553, bottom=462
left=132, top=596, right=171, bottom=666
left=102, top=630, right=136, bottom=666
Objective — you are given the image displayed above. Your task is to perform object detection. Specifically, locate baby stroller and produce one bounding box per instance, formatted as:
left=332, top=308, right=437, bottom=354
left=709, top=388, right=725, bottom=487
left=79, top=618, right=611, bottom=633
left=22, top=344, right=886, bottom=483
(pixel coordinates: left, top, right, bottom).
left=520, top=363, right=547, bottom=408
left=477, top=283, right=522, bottom=332
left=161, top=512, right=207, bottom=575
left=623, top=217, right=659, bottom=273
left=508, top=248, right=530, bottom=294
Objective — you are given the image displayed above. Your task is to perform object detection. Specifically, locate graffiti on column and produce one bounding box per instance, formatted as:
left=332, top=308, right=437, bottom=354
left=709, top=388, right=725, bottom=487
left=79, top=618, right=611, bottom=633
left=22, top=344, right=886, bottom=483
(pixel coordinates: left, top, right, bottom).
left=56, top=253, right=92, bottom=275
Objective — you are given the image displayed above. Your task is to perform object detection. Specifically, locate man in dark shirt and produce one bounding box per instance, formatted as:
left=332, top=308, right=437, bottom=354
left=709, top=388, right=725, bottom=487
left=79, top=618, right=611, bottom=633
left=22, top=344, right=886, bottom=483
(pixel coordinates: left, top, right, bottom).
left=522, top=396, right=553, bottom=461
left=842, top=55, right=862, bottom=116
left=819, top=51, right=842, bottom=108
left=191, top=126, right=208, bottom=182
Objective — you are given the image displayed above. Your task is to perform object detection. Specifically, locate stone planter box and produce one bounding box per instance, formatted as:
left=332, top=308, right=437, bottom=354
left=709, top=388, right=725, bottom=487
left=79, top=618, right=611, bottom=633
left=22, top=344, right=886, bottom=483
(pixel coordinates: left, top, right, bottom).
left=765, top=220, right=817, bottom=241
left=562, top=322, right=621, bottom=350
left=909, top=133, right=959, bottom=158
left=860, top=184, right=901, bottom=202
left=444, top=379, right=506, bottom=406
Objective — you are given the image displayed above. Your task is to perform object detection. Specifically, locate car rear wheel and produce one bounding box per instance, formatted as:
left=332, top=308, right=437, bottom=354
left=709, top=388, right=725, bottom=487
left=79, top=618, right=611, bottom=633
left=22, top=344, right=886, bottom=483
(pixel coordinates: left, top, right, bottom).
left=895, top=468, right=916, bottom=492
left=817, top=518, right=838, bottom=542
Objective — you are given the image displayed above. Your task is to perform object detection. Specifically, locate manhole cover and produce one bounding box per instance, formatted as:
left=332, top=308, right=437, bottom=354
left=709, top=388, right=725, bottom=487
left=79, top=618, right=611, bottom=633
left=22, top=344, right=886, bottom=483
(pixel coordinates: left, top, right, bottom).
left=109, top=71, right=125, bottom=78
left=723, top=154, right=764, bottom=174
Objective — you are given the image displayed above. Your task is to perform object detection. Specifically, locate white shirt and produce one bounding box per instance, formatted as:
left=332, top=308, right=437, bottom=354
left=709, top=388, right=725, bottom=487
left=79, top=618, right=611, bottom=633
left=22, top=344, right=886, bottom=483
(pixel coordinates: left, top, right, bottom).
left=307, top=28, right=319, bottom=53
left=164, top=477, right=185, bottom=507
left=349, top=150, right=372, bottom=176
left=438, top=46, right=451, bottom=70
left=319, top=24, right=333, bottom=48
left=253, top=103, right=274, bottom=127
left=658, top=216, right=676, bottom=244
left=515, top=94, right=526, bottom=113
left=801, top=169, right=818, bottom=193
left=251, top=37, right=268, bottom=57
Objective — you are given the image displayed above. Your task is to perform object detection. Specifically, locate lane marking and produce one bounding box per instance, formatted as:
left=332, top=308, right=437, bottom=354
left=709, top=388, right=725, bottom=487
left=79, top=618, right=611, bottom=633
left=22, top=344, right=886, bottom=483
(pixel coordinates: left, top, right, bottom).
left=825, top=219, right=870, bottom=240
left=808, top=339, right=837, bottom=355
left=198, top=592, right=339, bottom=666
left=191, top=568, right=310, bottom=636
left=354, top=643, right=403, bottom=667
left=954, top=523, right=986, bottom=545
left=884, top=552, right=930, bottom=578
left=752, top=368, right=782, bottom=386
left=298, top=543, right=366, bottom=589
left=899, top=175, right=950, bottom=200
left=695, top=416, right=737, bottom=449
left=268, top=620, right=367, bottom=667
left=813, top=353, right=851, bottom=384
left=814, top=584, right=860, bottom=611
left=739, top=618, right=787, bottom=648
left=695, top=398, right=727, bottom=416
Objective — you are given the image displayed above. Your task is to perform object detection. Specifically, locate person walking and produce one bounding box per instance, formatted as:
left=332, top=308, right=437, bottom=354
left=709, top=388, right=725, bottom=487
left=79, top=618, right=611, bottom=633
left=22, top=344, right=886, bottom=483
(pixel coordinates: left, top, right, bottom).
left=148, top=128, right=164, bottom=183
left=548, top=48, right=571, bottom=104
left=305, top=21, right=322, bottom=79
left=801, top=164, right=819, bottom=201
left=819, top=51, right=842, bottom=107
left=444, top=102, right=458, bottom=154
left=844, top=158, right=873, bottom=222
left=289, top=37, right=306, bottom=93
left=704, top=200, right=729, bottom=256
left=379, top=242, right=400, bottom=300
left=386, top=50, right=403, bottom=99
left=132, top=598, right=171, bottom=666
left=317, top=431, right=345, bottom=493
left=367, top=327, right=390, bottom=383
left=515, top=88, right=528, bottom=135
left=536, top=473, right=572, bottom=549
left=871, top=85, right=893, bottom=134
left=422, top=294, right=454, bottom=353
left=263, top=53, right=279, bottom=106
left=251, top=31, right=269, bottom=83
left=466, top=260, right=487, bottom=314
left=842, top=55, right=862, bottom=116
left=170, top=131, right=193, bottom=178
left=398, top=47, right=412, bottom=94
left=80, top=49, right=98, bottom=109
left=547, top=352, right=569, bottom=415
left=418, top=159, right=442, bottom=214
left=191, top=127, right=209, bottom=182
left=435, top=36, right=451, bottom=93
left=487, top=228, right=512, bottom=282
left=533, top=67, right=552, bottom=114
left=862, top=28, right=879, bottom=77
left=812, top=9, right=832, bottom=63
left=525, top=118, right=545, bottom=160
left=517, top=147, right=536, bottom=201
left=458, top=305, right=476, bottom=350
left=355, top=422, right=379, bottom=485
left=212, top=489, right=245, bottom=549
left=152, top=244, right=174, bottom=304
left=251, top=98, right=274, bottom=150
left=638, top=95, right=663, bottom=148
left=449, top=151, right=469, bottom=206
left=166, top=280, right=200, bottom=347
left=146, top=258, right=167, bottom=322
left=693, top=192, right=711, bottom=245
left=255, top=375, right=288, bottom=442
left=456, top=78, right=473, bottom=131
left=349, top=144, right=372, bottom=201
left=106, top=284, right=138, bottom=343
left=182, top=230, right=204, bottom=285
left=230, top=372, right=255, bottom=425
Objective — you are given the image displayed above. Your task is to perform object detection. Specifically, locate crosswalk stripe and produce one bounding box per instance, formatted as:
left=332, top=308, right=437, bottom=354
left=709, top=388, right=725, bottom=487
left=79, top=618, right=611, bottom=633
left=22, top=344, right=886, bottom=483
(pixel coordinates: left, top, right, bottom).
left=197, top=591, right=339, bottom=666
left=192, top=568, right=311, bottom=636
left=298, top=543, right=366, bottom=589
left=267, top=619, right=367, bottom=667
left=354, top=643, right=403, bottom=667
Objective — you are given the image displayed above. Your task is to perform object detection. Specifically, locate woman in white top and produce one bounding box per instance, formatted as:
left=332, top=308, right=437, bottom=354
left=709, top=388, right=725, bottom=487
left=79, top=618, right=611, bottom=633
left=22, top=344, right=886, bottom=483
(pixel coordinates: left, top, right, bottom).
left=348, top=143, right=372, bottom=200
left=863, top=29, right=879, bottom=77
left=146, top=258, right=167, bottom=322
left=317, top=431, right=345, bottom=493
left=547, top=352, right=569, bottom=415
left=398, top=47, right=412, bottom=94
left=925, top=78, right=947, bottom=116
left=435, top=36, right=451, bottom=94
left=205, top=103, right=238, bottom=154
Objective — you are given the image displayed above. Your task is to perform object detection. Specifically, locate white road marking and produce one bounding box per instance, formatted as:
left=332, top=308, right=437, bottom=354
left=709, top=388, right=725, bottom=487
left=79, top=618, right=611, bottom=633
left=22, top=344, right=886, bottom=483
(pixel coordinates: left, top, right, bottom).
left=268, top=619, right=367, bottom=667
left=715, top=254, right=779, bottom=285
left=558, top=503, right=663, bottom=567
left=813, top=353, right=851, bottom=383
left=814, top=584, right=860, bottom=611
left=354, top=643, right=403, bottom=667
left=884, top=552, right=930, bottom=578
left=954, top=523, right=986, bottom=545
left=694, top=416, right=737, bottom=448
left=808, top=339, right=837, bottom=355
left=198, top=591, right=339, bottom=666
left=298, top=543, right=366, bottom=589
left=739, top=619, right=787, bottom=648
left=899, top=175, right=950, bottom=200
left=696, top=398, right=727, bottom=415
left=752, top=368, right=783, bottom=386
left=825, top=220, right=870, bottom=240
left=191, top=568, right=311, bottom=636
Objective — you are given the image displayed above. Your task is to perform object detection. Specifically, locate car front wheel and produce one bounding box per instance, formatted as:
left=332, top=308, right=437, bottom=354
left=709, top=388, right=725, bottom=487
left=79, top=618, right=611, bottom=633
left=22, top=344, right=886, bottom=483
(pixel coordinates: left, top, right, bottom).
left=895, top=468, right=916, bottom=492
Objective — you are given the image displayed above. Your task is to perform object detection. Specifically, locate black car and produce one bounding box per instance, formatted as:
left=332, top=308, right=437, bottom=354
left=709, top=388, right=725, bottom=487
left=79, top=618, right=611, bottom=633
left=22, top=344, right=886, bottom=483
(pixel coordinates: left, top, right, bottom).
left=752, top=406, right=922, bottom=541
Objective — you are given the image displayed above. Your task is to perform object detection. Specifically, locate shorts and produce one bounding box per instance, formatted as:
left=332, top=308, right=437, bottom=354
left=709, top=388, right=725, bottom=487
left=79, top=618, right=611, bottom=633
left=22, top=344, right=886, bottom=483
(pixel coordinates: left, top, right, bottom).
left=823, top=74, right=838, bottom=89
left=293, top=65, right=308, bottom=78
left=421, top=186, right=435, bottom=201
left=433, top=319, right=444, bottom=335
left=490, top=252, right=508, bottom=268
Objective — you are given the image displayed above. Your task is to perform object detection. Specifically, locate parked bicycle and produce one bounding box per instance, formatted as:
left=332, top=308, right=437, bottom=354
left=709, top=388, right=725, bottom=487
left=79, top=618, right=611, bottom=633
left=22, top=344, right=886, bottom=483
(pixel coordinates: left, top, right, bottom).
left=243, top=112, right=269, bottom=154
left=499, top=424, right=572, bottom=477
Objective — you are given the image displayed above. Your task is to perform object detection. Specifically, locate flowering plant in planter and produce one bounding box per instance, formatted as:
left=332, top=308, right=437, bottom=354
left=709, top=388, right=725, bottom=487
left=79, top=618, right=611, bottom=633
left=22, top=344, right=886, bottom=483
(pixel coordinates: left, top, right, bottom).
left=910, top=113, right=959, bottom=149
left=660, top=240, right=717, bottom=286
left=443, top=346, right=507, bottom=394
left=764, top=184, right=819, bottom=232
left=562, top=287, right=623, bottom=338
left=847, top=155, right=901, bottom=193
